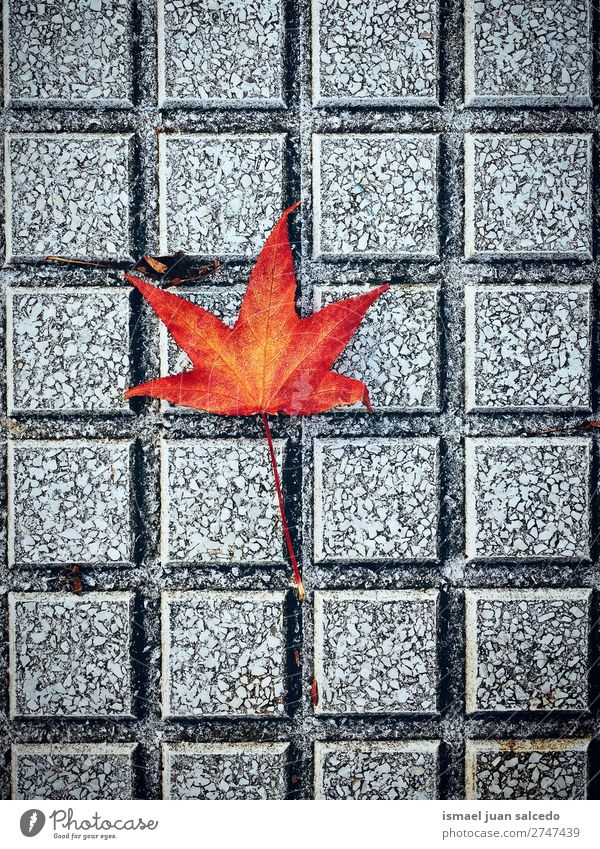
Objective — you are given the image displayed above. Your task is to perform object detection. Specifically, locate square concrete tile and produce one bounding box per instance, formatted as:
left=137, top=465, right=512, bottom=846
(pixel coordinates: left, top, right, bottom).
left=465, top=738, right=590, bottom=800
left=8, top=439, right=132, bottom=567
left=5, top=133, right=132, bottom=261
left=314, top=590, right=439, bottom=715
left=465, top=286, right=590, bottom=410
left=163, top=742, right=289, bottom=799
left=12, top=743, right=136, bottom=800
left=7, top=287, right=131, bottom=414
left=314, top=285, right=439, bottom=411
left=161, top=439, right=284, bottom=564
left=158, top=0, right=284, bottom=105
left=313, top=134, right=439, bottom=258
left=5, top=0, right=133, bottom=105
left=465, top=0, right=591, bottom=106
left=159, top=133, right=284, bottom=257
left=315, top=740, right=439, bottom=799
left=465, top=437, right=590, bottom=560
left=161, top=591, right=287, bottom=717
left=314, top=438, right=439, bottom=562
left=464, top=134, right=592, bottom=259
left=312, top=0, right=438, bottom=105
left=9, top=592, right=134, bottom=718
left=465, top=588, right=591, bottom=713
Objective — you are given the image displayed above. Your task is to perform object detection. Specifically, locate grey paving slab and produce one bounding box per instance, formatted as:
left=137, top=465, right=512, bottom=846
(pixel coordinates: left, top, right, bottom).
left=313, top=134, right=439, bottom=258
left=12, top=743, right=136, bottom=800
left=163, top=742, right=289, bottom=799
left=465, top=738, right=590, bottom=800
left=465, top=286, right=590, bottom=411
left=5, top=134, right=133, bottom=262
left=9, top=592, right=134, bottom=718
left=314, top=590, right=439, bottom=715
left=465, top=438, right=591, bottom=560
left=465, top=589, right=591, bottom=713
left=4, top=0, right=134, bottom=106
left=465, top=0, right=592, bottom=106
left=7, top=287, right=131, bottom=414
left=314, top=438, right=439, bottom=562
left=158, top=0, right=284, bottom=106
left=315, top=740, right=439, bottom=799
left=161, top=591, right=287, bottom=718
left=8, top=439, right=133, bottom=567
left=312, top=0, right=438, bottom=106
left=161, top=439, right=284, bottom=564
left=464, top=134, right=592, bottom=259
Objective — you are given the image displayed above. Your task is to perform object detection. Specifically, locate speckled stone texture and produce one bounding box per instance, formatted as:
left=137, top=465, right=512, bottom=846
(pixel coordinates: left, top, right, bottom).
left=465, top=437, right=590, bottom=560
left=1, top=0, right=599, bottom=803
left=5, top=134, right=132, bottom=261
left=465, top=739, right=590, bottom=800
left=313, top=134, right=438, bottom=257
left=159, top=134, right=284, bottom=256
left=9, top=593, right=133, bottom=718
left=312, top=0, right=438, bottom=105
left=465, top=589, right=590, bottom=713
left=315, top=740, right=439, bottom=799
left=161, top=440, right=284, bottom=564
left=314, top=438, right=439, bottom=561
left=162, top=591, right=286, bottom=717
left=12, top=743, right=136, bottom=800
left=7, top=288, right=131, bottom=414
left=465, top=286, right=590, bottom=410
left=465, top=0, right=591, bottom=106
left=8, top=440, right=132, bottom=566
left=163, top=743, right=289, bottom=799
left=314, top=590, right=438, bottom=714
left=5, top=0, right=133, bottom=106
left=314, top=285, right=439, bottom=411
left=158, top=0, right=283, bottom=105
left=464, top=134, right=592, bottom=258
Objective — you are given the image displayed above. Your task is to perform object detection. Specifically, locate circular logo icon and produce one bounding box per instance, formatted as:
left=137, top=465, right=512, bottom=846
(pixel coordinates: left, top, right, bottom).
left=19, top=810, right=46, bottom=837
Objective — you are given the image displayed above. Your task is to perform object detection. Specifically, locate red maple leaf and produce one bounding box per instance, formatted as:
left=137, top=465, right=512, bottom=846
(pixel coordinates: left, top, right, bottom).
left=124, top=203, right=388, bottom=599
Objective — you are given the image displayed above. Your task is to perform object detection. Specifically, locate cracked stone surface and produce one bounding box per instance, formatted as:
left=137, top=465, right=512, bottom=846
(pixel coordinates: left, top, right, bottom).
left=466, top=739, right=589, bottom=800
left=314, top=438, right=439, bottom=562
left=9, top=440, right=132, bottom=566
left=159, top=134, right=284, bottom=256
left=9, top=593, right=133, bottom=718
left=8, top=287, right=131, bottom=414
left=312, top=0, right=437, bottom=105
left=313, top=134, right=438, bottom=258
left=5, top=0, right=133, bottom=105
left=161, top=440, right=284, bottom=564
left=6, top=134, right=132, bottom=262
left=465, top=286, right=590, bottom=410
left=464, top=134, right=592, bottom=259
left=465, top=438, right=590, bottom=560
left=163, top=743, right=289, bottom=799
left=162, top=591, right=286, bottom=717
left=314, top=590, right=438, bottom=714
left=12, top=743, right=136, bottom=800
left=465, top=0, right=591, bottom=106
left=159, top=0, right=283, bottom=104
left=465, top=589, right=590, bottom=712
left=314, top=285, right=439, bottom=411
left=315, top=740, right=439, bottom=799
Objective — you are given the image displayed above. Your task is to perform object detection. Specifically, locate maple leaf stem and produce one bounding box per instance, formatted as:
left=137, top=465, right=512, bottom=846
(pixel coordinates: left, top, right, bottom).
left=261, top=413, right=305, bottom=602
